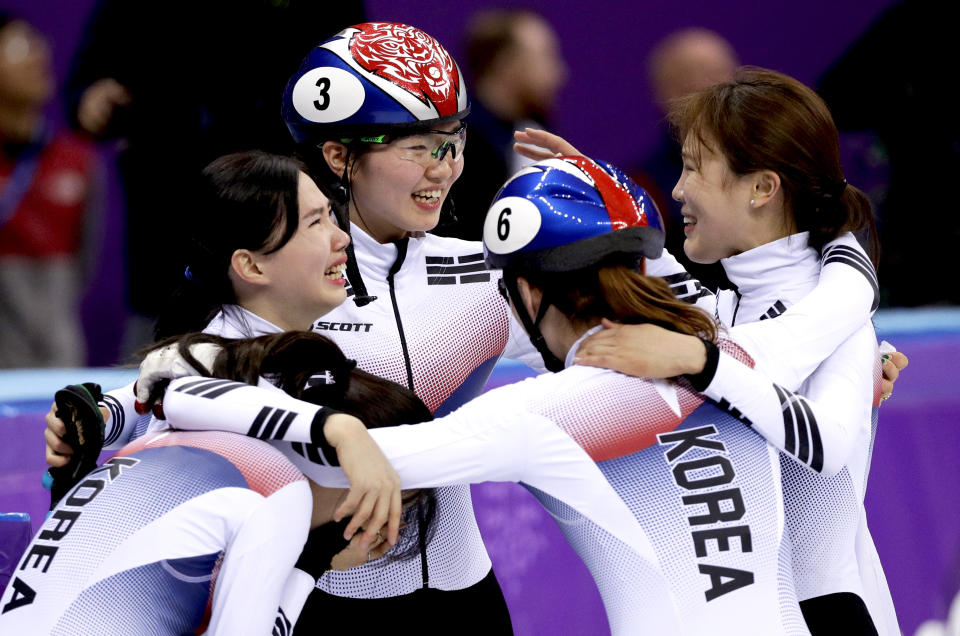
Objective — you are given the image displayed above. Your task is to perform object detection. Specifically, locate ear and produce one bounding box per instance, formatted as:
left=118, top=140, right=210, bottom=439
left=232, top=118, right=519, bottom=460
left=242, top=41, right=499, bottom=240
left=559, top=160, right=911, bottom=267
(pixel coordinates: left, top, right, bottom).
left=230, top=249, right=269, bottom=286
left=515, top=276, right=543, bottom=319
left=322, top=141, right=349, bottom=179
left=751, top=170, right=781, bottom=207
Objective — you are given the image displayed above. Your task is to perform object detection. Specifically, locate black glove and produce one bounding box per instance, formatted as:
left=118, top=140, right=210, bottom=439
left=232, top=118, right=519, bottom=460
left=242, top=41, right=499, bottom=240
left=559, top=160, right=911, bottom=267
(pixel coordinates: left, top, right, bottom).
left=294, top=519, right=352, bottom=580
left=48, top=383, right=105, bottom=509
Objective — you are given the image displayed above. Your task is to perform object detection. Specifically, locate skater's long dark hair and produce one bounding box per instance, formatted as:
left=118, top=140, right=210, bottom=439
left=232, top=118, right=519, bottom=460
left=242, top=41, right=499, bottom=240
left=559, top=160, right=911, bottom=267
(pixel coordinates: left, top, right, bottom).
left=154, top=151, right=308, bottom=341
left=149, top=329, right=437, bottom=561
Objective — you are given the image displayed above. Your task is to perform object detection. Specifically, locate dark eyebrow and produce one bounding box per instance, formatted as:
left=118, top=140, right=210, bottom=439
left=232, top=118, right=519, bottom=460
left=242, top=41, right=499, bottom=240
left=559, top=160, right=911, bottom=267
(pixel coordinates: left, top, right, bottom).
left=680, top=149, right=700, bottom=166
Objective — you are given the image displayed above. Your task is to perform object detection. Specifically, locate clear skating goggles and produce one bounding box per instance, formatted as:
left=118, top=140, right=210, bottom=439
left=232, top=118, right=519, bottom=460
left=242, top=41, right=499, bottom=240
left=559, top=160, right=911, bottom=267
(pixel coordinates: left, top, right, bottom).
left=345, top=124, right=467, bottom=168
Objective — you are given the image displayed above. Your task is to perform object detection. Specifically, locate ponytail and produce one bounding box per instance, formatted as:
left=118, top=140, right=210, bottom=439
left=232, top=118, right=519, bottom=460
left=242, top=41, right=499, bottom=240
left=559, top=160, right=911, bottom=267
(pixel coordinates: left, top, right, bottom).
left=153, top=266, right=235, bottom=341
left=840, top=185, right=879, bottom=268
left=597, top=266, right=718, bottom=341
left=523, top=263, right=718, bottom=341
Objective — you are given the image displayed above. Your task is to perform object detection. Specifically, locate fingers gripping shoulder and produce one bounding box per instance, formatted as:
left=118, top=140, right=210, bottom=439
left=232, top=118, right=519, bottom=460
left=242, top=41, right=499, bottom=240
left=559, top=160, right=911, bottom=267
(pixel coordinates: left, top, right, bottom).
left=135, top=342, right=223, bottom=405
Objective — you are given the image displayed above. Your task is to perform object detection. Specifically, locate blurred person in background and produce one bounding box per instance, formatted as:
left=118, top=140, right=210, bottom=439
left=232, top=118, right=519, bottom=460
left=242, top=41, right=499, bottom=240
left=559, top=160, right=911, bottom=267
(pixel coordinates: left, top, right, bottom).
left=633, top=27, right=738, bottom=292
left=439, top=8, right=567, bottom=241
left=818, top=0, right=960, bottom=306
left=64, top=0, right=365, bottom=357
left=0, top=13, right=100, bottom=368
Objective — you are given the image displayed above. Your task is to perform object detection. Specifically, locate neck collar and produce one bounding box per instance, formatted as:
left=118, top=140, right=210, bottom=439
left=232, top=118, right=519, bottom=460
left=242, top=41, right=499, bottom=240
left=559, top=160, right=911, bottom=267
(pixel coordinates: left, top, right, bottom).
left=565, top=324, right=604, bottom=369
left=207, top=304, right=284, bottom=339
left=350, top=222, right=425, bottom=279
left=721, top=232, right=818, bottom=298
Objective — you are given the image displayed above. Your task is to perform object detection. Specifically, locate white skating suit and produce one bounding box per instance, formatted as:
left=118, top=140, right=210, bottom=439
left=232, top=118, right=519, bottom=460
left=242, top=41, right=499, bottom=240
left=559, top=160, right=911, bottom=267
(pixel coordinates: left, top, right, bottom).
left=308, top=228, right=878, bottom=607
left=161, top=334, right=807, bottom=635
left=97, top=226, right=882, bottom=615
left=0, top=430, right=311, bottom=635
left=652, top=233, right=897, bottom=634
left=98, top=225, right=538, bottom=601
left=299, top=225, right=536, bottom=599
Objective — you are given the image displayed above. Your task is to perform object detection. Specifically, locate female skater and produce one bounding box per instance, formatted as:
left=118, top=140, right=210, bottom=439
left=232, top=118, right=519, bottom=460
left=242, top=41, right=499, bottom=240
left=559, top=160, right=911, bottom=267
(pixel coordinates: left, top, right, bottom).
left=5, top=329, right=439, bottom=634
left=520, top=68, right=897, bottom=635
left=155, top=155, right=893, bottom=633
left=44, top=150, right=404, bottom=548
left=277, top=28, right=887, bottom=624
left=54, top=25, right=894, bottom=632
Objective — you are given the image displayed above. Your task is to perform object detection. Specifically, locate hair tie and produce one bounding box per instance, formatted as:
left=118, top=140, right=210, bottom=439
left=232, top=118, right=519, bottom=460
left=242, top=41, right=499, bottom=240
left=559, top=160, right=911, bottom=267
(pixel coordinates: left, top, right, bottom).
left=304, top=359, right=356, bottom=400
left=823, top=178, right=847, bottom=200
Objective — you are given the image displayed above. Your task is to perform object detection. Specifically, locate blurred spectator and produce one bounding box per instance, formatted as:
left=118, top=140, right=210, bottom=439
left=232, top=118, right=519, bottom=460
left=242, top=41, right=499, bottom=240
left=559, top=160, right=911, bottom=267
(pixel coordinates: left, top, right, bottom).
left=440, top=8, right=567, bottom=241
left=64, top=0, right=365, bottom=354
left=633, top=28, right=738, bottom=291
left=819, top=0, right=960, bottom=306
left=0, top=13, right=100, bottom=368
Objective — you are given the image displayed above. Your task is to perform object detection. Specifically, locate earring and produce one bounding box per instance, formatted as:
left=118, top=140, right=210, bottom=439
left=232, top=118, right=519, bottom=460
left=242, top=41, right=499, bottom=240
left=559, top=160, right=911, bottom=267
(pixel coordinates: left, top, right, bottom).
left=749, top=199, right=755, bottom=207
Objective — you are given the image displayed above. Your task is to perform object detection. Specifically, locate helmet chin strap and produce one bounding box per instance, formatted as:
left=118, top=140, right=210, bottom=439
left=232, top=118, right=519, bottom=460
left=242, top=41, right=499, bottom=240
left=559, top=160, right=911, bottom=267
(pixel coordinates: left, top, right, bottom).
left=504, top=275, right=565, bottom=373
left=435, top=195, right=459, bottom=231
left=338, top=146, right=376, bottom=307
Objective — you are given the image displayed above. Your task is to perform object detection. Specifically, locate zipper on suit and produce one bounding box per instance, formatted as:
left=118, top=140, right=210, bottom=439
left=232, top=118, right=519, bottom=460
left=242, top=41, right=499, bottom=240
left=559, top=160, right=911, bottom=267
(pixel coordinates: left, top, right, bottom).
left=387, top=238, right=415, bottom=392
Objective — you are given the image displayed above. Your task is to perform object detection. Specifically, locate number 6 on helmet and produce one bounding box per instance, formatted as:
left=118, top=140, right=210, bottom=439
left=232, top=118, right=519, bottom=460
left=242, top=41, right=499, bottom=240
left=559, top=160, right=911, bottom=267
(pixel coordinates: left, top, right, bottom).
left=483, top=155, right=666, bottom=372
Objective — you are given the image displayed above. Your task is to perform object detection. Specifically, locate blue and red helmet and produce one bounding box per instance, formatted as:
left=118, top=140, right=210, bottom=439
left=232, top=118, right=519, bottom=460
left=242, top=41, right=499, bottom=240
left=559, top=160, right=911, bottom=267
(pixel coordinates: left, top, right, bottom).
left=483, top=156, right=665, bottom=273
left=282, top=22, right=470, bottom=144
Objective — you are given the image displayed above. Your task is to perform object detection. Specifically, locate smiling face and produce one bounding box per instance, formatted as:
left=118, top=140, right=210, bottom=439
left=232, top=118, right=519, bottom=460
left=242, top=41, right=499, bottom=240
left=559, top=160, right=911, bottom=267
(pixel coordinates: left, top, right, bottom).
left=672, top=134, right=759, bottom=264
left=348, top=120, right=465, bottom=242
left=255, top=172, right=351, bottom=329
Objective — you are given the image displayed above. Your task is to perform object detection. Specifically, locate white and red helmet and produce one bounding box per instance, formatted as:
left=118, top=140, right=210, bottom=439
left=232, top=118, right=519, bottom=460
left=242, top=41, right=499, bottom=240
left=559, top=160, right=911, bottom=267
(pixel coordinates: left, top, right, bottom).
left=283, top=22, right=470, bottom=144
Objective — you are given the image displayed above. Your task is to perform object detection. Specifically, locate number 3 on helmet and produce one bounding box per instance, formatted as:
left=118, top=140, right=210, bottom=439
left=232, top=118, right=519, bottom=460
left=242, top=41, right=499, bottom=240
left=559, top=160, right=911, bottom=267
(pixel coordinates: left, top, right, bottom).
left=282, top=22, right=470, bottom=144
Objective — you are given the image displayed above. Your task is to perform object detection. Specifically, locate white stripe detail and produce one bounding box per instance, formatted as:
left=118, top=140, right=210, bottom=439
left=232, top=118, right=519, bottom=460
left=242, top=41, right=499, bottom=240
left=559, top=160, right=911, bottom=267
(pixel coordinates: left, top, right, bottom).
left=653, top=379, right=682, bottom=418
left=160, top=558, right=214, bottom=584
